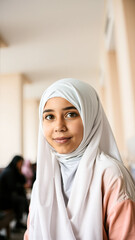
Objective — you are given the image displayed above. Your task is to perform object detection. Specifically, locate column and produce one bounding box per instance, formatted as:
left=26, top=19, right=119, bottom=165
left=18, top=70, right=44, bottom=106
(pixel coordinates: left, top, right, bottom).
left=113, top=0, right=135, bottom=142
left=104, top=51, right=124, bottom=153
left=23, top=99, right=39, bottom=163
left=0, top=74, right=24, bottom=166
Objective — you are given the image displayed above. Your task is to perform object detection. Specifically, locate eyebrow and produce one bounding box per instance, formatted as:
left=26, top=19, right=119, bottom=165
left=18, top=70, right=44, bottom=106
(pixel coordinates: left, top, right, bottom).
left=43, top=106, right=77, bottom=114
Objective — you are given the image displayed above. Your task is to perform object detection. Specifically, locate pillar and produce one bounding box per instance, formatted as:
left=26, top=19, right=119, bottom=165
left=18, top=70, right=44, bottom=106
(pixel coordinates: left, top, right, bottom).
left=23, top=99, right=39, bottom=163
left=0, top=74, right=24, bottom=166
left=113, top=0, right=135, bottom=143
left=104, top=51, right=124, bottom=153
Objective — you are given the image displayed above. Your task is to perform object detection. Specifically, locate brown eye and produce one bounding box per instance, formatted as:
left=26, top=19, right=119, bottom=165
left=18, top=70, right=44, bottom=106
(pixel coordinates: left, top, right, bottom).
left=65, top=112, right=78, bottom=118
left=44, top=114, right=55, bottom=120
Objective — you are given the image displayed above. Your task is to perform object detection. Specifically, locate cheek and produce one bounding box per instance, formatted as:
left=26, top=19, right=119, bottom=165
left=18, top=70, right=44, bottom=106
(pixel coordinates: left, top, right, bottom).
left=72, top=120, right=83, bottom=139
left=42, top=123, right=51, bottom=139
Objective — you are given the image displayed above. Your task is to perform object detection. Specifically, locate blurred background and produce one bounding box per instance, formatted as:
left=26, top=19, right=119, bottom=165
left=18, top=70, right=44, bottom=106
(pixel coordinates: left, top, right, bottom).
left=0, top=0, right=135, bottom=172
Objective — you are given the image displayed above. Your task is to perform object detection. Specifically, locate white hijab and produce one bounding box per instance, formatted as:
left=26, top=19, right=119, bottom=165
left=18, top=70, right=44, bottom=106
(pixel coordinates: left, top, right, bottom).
left=29, top=78, right=122, bottom=240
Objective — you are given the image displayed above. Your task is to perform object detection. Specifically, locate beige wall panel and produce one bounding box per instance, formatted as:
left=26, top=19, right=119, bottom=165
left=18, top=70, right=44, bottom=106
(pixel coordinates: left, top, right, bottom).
left=122, top=0, right=135, bottom=108
left=113, top=0, right=135, bottom=143
left=0, top=74, right=23, bottom=167
left=104, top=51, right=124, bottom=154
left=23, top=99, right=39, bottom=163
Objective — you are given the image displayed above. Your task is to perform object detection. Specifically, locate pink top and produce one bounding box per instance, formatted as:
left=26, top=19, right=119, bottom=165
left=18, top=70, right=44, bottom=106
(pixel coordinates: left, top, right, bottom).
left=24, top=168, right=135, bottom=240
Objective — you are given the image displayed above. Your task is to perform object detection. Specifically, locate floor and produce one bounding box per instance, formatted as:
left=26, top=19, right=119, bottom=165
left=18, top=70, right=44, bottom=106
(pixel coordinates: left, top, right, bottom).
left=10, top=229, right=25, bottom=240
left=0, top=228, right=25, bottom=240
left=0, top=215, right=27, bottom=240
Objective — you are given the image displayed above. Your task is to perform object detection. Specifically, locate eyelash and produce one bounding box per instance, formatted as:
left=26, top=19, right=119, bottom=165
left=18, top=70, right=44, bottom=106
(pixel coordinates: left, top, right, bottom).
left=44, top=114, right=54, bottom=120
left=66, top=112, right=78, bottom=118
left=43, top=112, right=78, bottom=121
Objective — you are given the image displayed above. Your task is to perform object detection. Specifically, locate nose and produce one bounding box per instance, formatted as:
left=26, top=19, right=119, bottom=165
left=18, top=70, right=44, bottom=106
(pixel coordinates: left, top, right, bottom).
left=54, top=117, right=67, bottom=132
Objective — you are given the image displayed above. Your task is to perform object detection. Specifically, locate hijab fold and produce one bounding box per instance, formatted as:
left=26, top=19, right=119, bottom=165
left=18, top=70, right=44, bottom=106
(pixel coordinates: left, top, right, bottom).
left=29, top=78, right=122, bottom=240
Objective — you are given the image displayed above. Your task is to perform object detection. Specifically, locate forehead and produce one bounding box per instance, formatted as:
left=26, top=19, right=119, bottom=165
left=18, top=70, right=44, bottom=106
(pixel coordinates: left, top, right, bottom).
left=44, top=97, right=74, bottom=110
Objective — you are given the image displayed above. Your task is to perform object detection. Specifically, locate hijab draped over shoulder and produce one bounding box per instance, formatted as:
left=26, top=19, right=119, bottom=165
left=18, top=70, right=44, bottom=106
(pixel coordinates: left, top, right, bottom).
left=29, top=78, right=122, bottom=240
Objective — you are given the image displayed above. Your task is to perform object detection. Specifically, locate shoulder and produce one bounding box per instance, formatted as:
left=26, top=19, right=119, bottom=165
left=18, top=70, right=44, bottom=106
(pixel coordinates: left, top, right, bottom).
left=0, top=168, right=12, bottom=177
left=97, top=151, right=131, bottom=179
left=97, top=152, right=135, bottom=202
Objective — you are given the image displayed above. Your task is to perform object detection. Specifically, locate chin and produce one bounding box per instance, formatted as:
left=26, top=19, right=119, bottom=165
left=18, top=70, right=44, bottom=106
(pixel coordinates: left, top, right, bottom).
left=56, top=148, right=75, bottom=154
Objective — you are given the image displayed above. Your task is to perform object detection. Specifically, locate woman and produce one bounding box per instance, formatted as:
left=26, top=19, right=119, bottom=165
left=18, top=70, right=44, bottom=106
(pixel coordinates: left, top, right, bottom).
left=24, top=78, right=135, bottom=239
left=0, top=155, right=29, bottom=229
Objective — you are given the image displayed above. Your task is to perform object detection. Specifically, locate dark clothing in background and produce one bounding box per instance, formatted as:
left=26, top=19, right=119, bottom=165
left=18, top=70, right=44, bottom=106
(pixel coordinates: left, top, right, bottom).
left=0, top=164, right=28, bottom=222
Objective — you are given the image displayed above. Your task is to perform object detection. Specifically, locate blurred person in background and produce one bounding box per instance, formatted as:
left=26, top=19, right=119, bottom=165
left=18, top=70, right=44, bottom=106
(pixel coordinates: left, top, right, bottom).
left=0, top=155, right=29, bottom=230
left=21, top=159, right=33, bottom=189
left=31, top=162, right=36, bottom=187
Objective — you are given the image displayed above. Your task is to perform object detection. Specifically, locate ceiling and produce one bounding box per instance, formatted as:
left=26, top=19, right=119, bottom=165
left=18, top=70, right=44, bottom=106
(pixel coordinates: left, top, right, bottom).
left=0, top=0, right=105, bottom=98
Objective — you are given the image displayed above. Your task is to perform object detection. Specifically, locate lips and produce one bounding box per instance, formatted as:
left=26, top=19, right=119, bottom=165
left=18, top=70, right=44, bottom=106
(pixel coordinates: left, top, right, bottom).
left=53, top=137, right=71, bottom=144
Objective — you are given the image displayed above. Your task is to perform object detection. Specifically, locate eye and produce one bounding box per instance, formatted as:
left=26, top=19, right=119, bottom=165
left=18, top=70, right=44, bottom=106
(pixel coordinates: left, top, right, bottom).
left=65, top=112, right=78, bottom=119
left=44, top=114, right=55, bottom=120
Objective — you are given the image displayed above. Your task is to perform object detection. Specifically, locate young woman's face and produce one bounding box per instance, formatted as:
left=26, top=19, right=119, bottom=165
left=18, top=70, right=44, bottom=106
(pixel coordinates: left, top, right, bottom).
left=42, top=97, right=83, bottom=154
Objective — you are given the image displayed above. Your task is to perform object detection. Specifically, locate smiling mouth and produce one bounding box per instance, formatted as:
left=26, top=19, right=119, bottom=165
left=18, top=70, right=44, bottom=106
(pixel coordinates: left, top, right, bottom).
left=53, top=137, right=71, bottom=144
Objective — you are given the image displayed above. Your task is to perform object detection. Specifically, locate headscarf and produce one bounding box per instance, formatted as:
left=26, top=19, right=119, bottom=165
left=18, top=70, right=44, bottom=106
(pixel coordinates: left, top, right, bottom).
left=29, top=78, right=122, bottom=240
left=7, top=155, right=24, bottom=172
